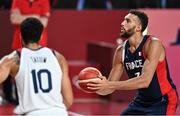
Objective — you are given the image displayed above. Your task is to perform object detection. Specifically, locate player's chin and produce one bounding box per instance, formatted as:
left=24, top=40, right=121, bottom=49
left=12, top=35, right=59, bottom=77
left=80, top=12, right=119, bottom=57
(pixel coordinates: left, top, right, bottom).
left=120, top=31, right=124, bottom=37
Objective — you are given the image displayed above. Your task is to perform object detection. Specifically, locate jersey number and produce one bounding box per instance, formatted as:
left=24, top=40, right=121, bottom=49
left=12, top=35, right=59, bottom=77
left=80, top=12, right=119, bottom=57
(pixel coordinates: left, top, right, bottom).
left=31, top=69, right=52, bottom=93
left=135, top=72, right=140, bottom=77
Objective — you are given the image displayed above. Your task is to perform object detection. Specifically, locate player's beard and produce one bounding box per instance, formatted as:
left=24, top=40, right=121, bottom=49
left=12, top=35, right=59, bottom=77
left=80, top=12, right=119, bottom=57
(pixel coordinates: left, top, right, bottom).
left=120, top=26, right=135, bottom=38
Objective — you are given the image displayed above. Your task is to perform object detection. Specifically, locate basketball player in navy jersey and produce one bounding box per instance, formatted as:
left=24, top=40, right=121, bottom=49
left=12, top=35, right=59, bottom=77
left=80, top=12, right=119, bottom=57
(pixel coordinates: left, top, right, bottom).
left=0, top=18, right=73, bottom=115
left=87, top=10, right=178, bottom=115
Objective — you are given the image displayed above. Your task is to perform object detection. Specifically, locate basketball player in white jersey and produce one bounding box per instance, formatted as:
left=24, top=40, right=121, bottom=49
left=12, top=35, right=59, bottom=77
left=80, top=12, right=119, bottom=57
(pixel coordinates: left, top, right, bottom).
left=0, top=17, right=73, bottom=115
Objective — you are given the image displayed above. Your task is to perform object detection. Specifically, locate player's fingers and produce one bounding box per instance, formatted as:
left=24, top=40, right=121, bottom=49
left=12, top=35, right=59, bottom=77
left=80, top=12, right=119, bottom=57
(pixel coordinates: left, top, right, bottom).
left=97, top=75, right=106, bottom=80
left=78, top=78, right=100, bottom=83
left=87, top=83, right=99, bottom=87
left=87, top=86, right=100, bottom=90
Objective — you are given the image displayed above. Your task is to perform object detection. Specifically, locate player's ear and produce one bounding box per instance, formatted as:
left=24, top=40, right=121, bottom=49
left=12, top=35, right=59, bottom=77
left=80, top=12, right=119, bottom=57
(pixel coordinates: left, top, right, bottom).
left=136, top=25, right=142, bottom=32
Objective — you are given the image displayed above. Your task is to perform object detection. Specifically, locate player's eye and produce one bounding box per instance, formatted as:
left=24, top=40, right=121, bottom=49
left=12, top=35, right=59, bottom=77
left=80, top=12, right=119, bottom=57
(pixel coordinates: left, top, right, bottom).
left=126, top=19, right=130, bottom=23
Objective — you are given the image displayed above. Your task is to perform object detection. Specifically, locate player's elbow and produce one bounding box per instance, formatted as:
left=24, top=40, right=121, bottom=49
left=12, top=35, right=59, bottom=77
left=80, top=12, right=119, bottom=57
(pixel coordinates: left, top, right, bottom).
left=64, top=96, right=73, bottom=109
left=10, top=15, right=20, bottom=25
left=65, top=102, right=73, bottom=109
left=142, top=82, right=150, bottom=89
left=139, top=77, right=151, bottom=89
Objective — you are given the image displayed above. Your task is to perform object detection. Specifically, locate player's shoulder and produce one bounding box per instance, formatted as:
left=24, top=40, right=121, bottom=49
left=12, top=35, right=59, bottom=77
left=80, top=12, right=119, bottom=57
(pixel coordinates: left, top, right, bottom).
left=48, top=48, right=61, bottom=57
left=48, top=48, right=67, bottom=62
left=144, top=35, right=164, bottom=52
left=146, top=35, right=163, bottom=46
left=8, top=51, right=19, bottom=59
left=115, top=40, right=128, bottom=62
left=116, top=39, right=128, bottom=52
left=147, top=35, right=160, bottom=42
left=0, top=51, right=19, bottom=65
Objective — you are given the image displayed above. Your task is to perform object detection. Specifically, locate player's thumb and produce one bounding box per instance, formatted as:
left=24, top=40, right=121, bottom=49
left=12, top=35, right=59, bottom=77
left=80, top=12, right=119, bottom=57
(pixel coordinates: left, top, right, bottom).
left=98, top=75, right=107, bottom=80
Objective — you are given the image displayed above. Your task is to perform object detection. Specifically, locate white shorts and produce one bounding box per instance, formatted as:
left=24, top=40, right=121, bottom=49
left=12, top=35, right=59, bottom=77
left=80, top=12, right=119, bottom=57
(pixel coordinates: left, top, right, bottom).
left=26, top=107, right=68, bottom=116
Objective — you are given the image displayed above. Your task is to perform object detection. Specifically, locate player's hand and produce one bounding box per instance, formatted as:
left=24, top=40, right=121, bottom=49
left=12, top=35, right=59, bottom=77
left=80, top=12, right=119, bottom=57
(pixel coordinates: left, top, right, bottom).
left=87, top=75, right=110, bottom=91
left=11, top=9, right=22, bottom=24
left=97, top=75, right=107, bottom=81
left=12, top=9, right=21, bottom=17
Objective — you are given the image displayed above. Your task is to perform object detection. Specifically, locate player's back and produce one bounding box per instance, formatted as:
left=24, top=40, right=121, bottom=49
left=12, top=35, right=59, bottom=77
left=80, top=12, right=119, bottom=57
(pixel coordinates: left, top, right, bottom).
left=15, top=47, right=67, bottom=115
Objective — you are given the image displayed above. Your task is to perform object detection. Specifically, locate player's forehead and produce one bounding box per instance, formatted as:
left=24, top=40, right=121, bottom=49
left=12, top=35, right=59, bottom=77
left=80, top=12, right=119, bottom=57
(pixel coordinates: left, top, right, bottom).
left=124, top=13, right=140, bottom=23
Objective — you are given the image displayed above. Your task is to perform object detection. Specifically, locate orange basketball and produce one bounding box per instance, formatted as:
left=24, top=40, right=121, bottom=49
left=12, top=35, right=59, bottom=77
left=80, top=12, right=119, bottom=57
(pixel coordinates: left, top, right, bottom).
left=78, top=67, right=102, bottom=93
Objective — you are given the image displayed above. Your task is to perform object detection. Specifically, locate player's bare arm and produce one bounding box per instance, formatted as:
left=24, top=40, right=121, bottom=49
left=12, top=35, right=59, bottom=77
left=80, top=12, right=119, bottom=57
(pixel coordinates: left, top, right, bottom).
left=0, top=57, right=13, bottom=83
left=10, top=8, right=49, bottom=27
left=0, top=51, right=19, bottom=83
left=38, top=16, right=49, bottom=27
left=109, top=39, right=164, bottom=90
left=108, top=45, right=124, bottom=81
left=9, top=51, right=20, bottom=78
left=10, top=9, right=38, bottom=25
left=55, top=51, right=73, bottom=109
left=88, top=39, right=164, bottom=91
left=93, top=45, right=125, bottom=95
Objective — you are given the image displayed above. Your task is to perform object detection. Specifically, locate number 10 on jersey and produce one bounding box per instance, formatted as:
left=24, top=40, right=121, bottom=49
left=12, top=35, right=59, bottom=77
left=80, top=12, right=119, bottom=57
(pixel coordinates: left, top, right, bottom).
left=31, top=69, right=52, bottom=93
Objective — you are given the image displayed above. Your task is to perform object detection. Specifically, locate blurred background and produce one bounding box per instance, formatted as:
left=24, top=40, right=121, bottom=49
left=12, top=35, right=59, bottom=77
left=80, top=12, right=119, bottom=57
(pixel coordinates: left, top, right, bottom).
left=0, top=0, right=180, bottom=115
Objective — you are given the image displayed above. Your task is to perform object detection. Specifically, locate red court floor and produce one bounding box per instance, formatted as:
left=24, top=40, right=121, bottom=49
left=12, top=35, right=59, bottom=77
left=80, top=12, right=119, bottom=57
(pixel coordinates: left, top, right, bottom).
left=0, top=99, right=180, bottom=115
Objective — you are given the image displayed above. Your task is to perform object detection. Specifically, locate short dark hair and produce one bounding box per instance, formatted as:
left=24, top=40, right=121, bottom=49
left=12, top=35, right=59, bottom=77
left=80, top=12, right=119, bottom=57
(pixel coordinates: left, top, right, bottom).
left=129, top=10, right=148, bottom=32
left=20, top=17, right=44, bottom=45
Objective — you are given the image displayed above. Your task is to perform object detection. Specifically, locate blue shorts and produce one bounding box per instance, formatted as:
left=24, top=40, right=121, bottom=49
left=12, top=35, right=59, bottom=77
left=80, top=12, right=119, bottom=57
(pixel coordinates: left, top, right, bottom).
left=121, top=89, right=178, bottom=115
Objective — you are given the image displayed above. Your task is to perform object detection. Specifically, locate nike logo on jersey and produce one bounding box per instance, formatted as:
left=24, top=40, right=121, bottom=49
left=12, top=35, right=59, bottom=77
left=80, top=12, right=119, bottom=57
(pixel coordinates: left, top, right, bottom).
left=125, top=59, right=143, bottom=70
left=30, top=57, right=47, bottom=63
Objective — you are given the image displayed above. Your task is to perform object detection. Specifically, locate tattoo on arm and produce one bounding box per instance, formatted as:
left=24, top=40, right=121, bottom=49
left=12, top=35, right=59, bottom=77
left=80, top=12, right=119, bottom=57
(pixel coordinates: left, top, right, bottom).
left=13, top=52, right=20, bottom=65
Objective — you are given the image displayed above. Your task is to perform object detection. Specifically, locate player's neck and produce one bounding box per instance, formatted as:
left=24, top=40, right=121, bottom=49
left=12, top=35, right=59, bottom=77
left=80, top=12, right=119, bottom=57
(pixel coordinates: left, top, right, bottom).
left=25, top=43, right=41, bottom=50
left=128, top=33, right=143, bottom=49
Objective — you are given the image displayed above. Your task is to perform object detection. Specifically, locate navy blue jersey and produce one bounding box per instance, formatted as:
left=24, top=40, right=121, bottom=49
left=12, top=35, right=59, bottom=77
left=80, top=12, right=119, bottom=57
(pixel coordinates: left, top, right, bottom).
left=123, top=35, right=176, bottom=101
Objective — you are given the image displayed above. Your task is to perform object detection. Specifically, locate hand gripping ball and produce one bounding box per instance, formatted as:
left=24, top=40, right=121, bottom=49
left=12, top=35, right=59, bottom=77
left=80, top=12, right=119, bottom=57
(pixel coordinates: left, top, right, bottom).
left=78, top=67, right=102, bottom=93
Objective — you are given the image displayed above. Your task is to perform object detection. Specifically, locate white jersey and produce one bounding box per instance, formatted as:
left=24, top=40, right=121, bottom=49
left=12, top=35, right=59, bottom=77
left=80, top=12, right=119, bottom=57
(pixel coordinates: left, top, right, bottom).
left=15, top=47, right=67, bottom=115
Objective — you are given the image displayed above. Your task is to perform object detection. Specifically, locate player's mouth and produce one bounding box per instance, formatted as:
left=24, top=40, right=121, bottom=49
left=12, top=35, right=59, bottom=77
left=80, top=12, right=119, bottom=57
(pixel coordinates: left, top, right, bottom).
left=121, top=27, right=125, bottom=33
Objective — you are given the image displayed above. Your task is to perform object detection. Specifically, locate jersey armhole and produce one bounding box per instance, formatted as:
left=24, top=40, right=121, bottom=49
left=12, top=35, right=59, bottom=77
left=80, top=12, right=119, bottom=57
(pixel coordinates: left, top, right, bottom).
left=51, top=49, right=56, bottom=56
left=122, top=40, right=128, bottom=64
left=16, top=48, right=22, bottom=58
